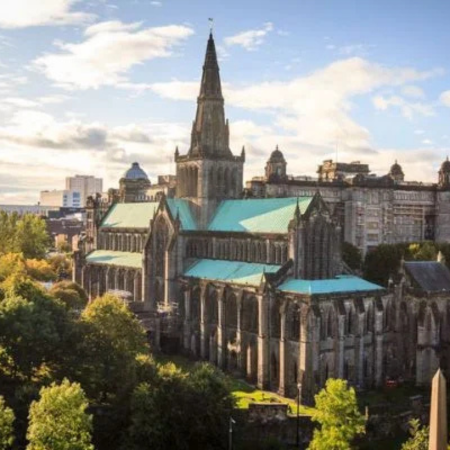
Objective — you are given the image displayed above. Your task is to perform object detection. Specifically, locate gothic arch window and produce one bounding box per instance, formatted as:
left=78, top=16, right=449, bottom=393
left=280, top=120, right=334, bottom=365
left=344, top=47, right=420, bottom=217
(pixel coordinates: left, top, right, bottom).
left=366, top=304, right=374, bottom=333
left=231, top=171, right=237, bottom=197
left=225, top=292, right=238, bottom=329
left=154, top=217, right=170, bottom=302
left=217, top=166, right=223, bottom=195
left=290, top=304, right=300, bottom=340
left=209, top=167, right=215, bottom=198
left=242, top=295, right=259, bottom=334
left=271, top=301, right=281, bottom=338
left=205, top=288, right=218, bottom=325
left=261, top=242, right=267, bottom=262
left=191, top=288, right=201, bottom=326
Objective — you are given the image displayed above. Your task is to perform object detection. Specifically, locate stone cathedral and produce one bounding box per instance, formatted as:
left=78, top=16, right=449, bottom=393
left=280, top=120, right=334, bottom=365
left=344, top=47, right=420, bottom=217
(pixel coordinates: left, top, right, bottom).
left=74, top=33, right=450, bottom=403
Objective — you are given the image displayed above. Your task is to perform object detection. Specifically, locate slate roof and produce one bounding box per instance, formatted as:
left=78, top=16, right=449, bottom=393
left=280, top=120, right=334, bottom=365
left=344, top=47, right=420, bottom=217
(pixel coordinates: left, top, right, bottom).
left=404, top=261, right=450, bottom=293
left=278, top=275, right=383, bottom=295
left=166, top=198, right=197, bottom=230
left=208, top=197, right=312, bottom=234
left=101, top=202, right=158, bottom=229
left=184, top=259, right=281, bottom=286
left=86, top=250, right=142, bottom=268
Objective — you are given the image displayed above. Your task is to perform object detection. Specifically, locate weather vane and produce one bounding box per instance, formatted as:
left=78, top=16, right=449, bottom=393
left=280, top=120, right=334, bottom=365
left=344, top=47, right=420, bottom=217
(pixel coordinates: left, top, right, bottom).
left=208, top=17, right=214, bottom=32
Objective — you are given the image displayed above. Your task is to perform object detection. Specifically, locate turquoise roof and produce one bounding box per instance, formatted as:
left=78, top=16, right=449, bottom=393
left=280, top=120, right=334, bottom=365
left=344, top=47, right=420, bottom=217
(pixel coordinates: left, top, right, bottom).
left=101, top=202, right=158, bottom=229
left=184, top=259, right=281, bottom=286
left=278, top=275, right=384, bottom=295
left=208, top=197, right=312, bottom=233
left=166, top=198, right=197, bottom=230
left=86, top=250, right=142, bottom=268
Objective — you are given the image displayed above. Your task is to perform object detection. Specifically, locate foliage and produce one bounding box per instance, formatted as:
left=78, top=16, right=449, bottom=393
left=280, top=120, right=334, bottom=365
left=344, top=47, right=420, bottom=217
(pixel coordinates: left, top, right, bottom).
left=401, top=419, right=429, bottom=450
left=78, top=294, right=148, bottom=402
left=126, top=362, right=234, bottom=450
left=342, top=242, right=363, bottom=272
left=27, top=379, right=94, bottom=450
left=0, top=212, right=50, bottom=259
left=0, top=292, right=71, bottom=381
left=0, top=396, right=14, bottom=450
left=48, top=253, right=73, bottom=279
left=56, top=240, right=72, bottom=254
left=50, top=281, right=88, bottom=310
left=0, top=253, right=26, bottom=283
left=308, top=379, right=365, bottom=450
left=25, top=259, right=57, bottom=282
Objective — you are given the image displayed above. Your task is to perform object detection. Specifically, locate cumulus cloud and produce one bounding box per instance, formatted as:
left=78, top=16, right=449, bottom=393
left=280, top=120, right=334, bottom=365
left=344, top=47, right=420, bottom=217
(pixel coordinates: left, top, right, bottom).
left=224, top=22, right=273, bottom=51
left=0, top=0, right=94, bottom=29
left=401, top=85, right=425, bottom=99
left=33, top=21, right=194, bottom=89
left=440, top=90, right=450, bottom=107
left=372, top=95, right=434, bottom=119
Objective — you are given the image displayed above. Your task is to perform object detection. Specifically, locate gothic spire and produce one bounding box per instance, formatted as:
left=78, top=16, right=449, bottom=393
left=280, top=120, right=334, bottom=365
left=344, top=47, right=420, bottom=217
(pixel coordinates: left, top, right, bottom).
left=188, top=32, right=232, bottom=159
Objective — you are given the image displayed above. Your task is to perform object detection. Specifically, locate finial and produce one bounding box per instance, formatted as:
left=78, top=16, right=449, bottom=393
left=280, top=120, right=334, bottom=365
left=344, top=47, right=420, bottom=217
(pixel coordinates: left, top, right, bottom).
left=395, top=159, right=397, bottom=164
left=295, top=197, right=301, bottom=220
left=208, top=17, right=214, bottom=33
left=276, top=144, right=279, bottom=151
left=175, top=146, right=179, bottom=157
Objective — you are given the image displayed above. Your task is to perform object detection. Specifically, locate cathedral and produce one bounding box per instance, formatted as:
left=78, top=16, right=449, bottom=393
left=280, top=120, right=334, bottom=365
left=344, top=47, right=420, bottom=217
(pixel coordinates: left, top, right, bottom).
left=74, top=32, right=450, bottom=403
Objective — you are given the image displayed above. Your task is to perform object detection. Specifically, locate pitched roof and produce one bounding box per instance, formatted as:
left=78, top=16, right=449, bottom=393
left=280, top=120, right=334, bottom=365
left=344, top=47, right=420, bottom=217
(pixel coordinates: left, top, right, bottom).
left=166, top=198, right=197, bottom=230
left=184, top=259, right=281, bottom=287
left=278, top=275, right=383, bottom=295
left=101, top=202, right=158, bottom=229
left=208, top=197, right=312, bottom=234
left=86, top=250, right=142, bottom=268
left=404, top=261, right=450, bottom=293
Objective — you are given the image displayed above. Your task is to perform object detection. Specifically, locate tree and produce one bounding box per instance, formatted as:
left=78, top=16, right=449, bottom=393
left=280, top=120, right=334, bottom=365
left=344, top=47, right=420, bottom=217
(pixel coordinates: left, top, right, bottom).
left=401, top=418, right=428, bottom=450
left=25, top=259, right=57, bottom=282
left=0, top=396, right=14, bottom=450
left=13, top=214, right=50, bottom=259
left=342, top=242, right=362, bottom=272
left=78, top=294, right=148, bottom=401
left=126, top=362, right=234, bottom=450
left=308, top=379, right=365, bottom=450
left=27, top=379, right=94, bottom=450
left=50, top=281, right=88, bottom=311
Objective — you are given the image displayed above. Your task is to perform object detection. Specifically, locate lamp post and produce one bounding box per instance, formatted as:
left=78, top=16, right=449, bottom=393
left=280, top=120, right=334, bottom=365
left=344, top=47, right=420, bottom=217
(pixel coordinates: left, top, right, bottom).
left=296, top=383, right=301, bottom=448
left=229, top=416, right=235, bottom=450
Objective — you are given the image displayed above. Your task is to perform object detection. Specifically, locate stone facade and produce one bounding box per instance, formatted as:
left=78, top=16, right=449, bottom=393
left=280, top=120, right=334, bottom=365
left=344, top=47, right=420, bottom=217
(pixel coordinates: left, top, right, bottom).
left=248, top=156, right=450, bottom=255
left=73, top=32, right=450, bottom=404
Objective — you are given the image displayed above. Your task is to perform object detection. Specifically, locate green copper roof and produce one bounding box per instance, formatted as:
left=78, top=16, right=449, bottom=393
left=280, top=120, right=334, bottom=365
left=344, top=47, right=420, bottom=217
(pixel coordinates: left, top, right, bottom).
left=101, top=202, right=158, bottom=229
left=208, top=197, right=312, bottom=234
left=166, top=198, right=197, bottom=230
left=86, top=250, right=142, bottom=268
left=184, top=259, right=281, bottom=286
left=278, top=275, right=383, bottom=295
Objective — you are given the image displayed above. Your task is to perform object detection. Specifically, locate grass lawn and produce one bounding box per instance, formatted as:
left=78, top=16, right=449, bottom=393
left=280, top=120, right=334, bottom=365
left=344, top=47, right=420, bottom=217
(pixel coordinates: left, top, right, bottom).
left=154, top=354, right=315, bottom=416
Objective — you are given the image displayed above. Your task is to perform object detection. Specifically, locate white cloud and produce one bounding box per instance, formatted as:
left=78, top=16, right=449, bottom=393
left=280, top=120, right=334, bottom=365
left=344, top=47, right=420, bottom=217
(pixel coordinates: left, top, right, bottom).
left=440, top=90, right=450, bottom=107
left=372, top=95, right=434, bottom=119
left=422, top=139, right=433, bottom=145
left=224, top=22, right=273, bottom=51
left=151, top=1, right=162, bottom=6
left=401, top=85, right=425, bottom=99
left=0, top=0, right=94, bottom=29
left=338, top=44, right=372, bottom=56
left=33, top=21, right=194, bottom=89
left=2, top=97, right=39, bottom=108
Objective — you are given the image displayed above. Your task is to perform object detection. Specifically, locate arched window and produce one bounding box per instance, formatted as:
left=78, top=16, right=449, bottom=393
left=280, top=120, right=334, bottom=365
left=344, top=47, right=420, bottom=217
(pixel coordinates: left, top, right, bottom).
left=225, top=292, right=238, bottom=329
left=242, top=295, right=259, bottom=334
left=290, top=304, right=300, bottom=340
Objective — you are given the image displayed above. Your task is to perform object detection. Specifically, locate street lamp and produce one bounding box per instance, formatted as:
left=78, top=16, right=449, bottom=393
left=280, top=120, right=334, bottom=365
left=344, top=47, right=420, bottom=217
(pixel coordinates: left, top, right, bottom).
left=229, top=416, right=236, bottom=450
left=296, top=383, right=301, bottom=448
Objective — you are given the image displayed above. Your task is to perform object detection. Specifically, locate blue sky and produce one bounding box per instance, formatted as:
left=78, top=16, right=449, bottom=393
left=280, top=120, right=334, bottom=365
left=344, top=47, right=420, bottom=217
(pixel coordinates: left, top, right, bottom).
left=1, top=0, right=450, bottom=203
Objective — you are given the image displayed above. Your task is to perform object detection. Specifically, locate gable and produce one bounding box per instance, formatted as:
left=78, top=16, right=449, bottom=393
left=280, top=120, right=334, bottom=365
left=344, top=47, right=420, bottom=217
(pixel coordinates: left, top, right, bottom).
left=404, top=261, right=450, bottom=293
left=208, top=197, right=312, bottom=234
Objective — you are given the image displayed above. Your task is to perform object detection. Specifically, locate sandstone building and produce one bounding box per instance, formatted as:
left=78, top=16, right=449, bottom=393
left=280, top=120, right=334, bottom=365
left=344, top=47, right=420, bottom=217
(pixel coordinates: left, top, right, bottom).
left=248, top=153, right=450, bottom=255
left=74, top=32, right=450, bottom=403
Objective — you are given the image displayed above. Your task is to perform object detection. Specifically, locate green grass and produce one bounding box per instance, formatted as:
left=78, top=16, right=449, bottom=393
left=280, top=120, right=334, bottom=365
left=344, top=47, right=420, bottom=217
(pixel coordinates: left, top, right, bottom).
left=154, top=354, right=315, bottom=416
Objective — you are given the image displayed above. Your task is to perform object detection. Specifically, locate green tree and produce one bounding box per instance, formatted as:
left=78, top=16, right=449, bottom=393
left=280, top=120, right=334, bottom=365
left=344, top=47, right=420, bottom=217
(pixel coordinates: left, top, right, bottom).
left=78, top=294, right=148, bottom=401
left=308, top=379, right=365, bottom=450
left=50, top=281, right=88, bottom=311
left=27, top=379, right=94, bottom=450
left=13, top=214, right=50, bottom=259
left=342, top=242, right=362, bottom=272
left=401, top=419, right=429, bottom=450
left=0, top=396, right=14, bottom=450
left=126, top=362, right=234, bottom=450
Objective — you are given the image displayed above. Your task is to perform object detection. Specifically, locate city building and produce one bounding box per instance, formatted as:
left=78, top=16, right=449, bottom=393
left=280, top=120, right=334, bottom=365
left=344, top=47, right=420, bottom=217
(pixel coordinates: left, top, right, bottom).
left=39, top=189, right=82, bottom=208
left=73, top=32, right=450, bottom=403
left=66, top=175, right=103, bottom=207
left=247, top=153, right=450, bottom=254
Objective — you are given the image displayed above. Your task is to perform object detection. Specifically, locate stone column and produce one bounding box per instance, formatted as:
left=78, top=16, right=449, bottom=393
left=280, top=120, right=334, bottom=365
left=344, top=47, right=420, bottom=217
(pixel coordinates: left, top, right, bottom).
left=133, top=272, right=140, bottom=302
left=217, top=288, right=226, bottom=369
left=278, top=300, right=287, bottom=396
left=236, top=291, right=243, bottom=371
left=257, top=294, right=269, bottom=389
left=200, top=285, right=207, bottom=359
left=183, top=289, right=191, bottom=351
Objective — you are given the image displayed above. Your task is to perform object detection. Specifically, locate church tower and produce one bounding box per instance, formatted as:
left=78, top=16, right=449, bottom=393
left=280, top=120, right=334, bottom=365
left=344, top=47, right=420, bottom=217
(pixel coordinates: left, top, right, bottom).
left=175, top=32, right=245, bottom=228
